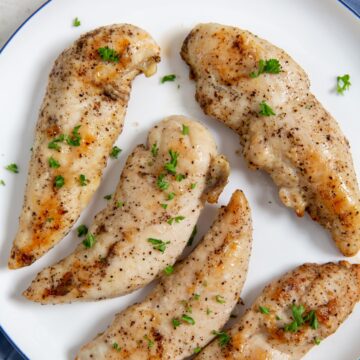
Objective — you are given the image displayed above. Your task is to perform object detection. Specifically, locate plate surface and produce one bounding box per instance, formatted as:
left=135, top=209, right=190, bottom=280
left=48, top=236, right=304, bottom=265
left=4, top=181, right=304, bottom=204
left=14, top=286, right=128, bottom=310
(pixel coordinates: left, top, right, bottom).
left=0, top=0, right=359, bottom=359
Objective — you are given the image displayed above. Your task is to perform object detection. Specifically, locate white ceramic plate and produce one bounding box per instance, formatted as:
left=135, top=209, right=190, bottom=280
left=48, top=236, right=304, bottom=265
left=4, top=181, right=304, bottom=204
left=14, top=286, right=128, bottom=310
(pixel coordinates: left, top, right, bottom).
left=1, top=0, right=359, bottom=359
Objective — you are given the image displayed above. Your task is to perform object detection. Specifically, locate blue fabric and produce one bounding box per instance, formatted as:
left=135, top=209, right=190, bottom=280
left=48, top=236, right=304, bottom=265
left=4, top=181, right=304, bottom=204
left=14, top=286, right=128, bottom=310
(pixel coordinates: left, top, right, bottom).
left=0, top=0, right=359, bottom=359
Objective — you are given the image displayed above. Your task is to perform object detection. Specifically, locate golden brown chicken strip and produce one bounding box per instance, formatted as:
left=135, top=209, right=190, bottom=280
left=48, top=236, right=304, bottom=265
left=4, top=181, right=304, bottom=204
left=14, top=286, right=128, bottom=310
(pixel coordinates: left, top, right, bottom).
left=197, top=261, right=360, bottom=359
left=181, top=23, right=360, bottom=256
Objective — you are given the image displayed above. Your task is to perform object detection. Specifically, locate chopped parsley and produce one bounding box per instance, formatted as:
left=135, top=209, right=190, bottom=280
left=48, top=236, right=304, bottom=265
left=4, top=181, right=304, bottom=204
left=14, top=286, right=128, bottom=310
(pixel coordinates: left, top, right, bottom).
left=215, top=295, right=226, bottom=304
left=5, top=163, right=19, bottom=173
left=212, top=330, right=231, bottom=347
left=151, top=143, right=159, bottom=157
left=187, top=226, right=197, bottom=246
left=250, top=59, right=281, bottom=78
left=48, top=156, right=60, bottom=168
left=161, top=203, right=168, bottom=209
left=283, top=304, right=319, bottom=333
left=104, top=194, right=112, bottom=200
left=148, top=238, right=170, bottom=253
left=161, top=74, right=176, bottom=83
left=181, top=314, right=195, bottom=325
left=206, top=308, right=212, bottom=315
left=144, top=335, right=154, bottom=348
left=194, top=347, right=202, bottom=354
left=175, top=173, right=186, bottom=182
left=83, top=233, right=96, bottom=248
left=190, top=183, right=197, bottom=189
left=182, top=124, right=189, bottom=135
left=164, top=149, right=179, bottom=174
left=0, top=179, right=5, bottom=186
left=116, top=201, right=124, bottom=208
left=112, top=342, right=121, bottom=352
left=157, top=174, right=169, bottom=191
left=167, top=192, right=175, bottom=200
left=54, top=175, right=65, bottom=188
left=336, top=74, right=351, bottom=94
left=193, top=293, right=200, bottom=300
left=79, top=174, right=89, bottom=186
left=48, top=134, right=65, bottom=151
left=73, top=17, right=81, bottom=27
left=110, top=146, right=122, bottom=159
left=167, top=215, right=185, bottom=225
left=77, top=224, right=88, bottom=237
left=259, top=101, right=276, bottom=116
left=66, top=125, right=81, bottom=146
left=164, top=265, right=174, bottom=275
left=259, top=306, right=270, bottom=315
left=172, top=318, right=181, bottom=329
left=314, top=337, right=321, bottom=345
left=98, top=46, right=119, bottom=63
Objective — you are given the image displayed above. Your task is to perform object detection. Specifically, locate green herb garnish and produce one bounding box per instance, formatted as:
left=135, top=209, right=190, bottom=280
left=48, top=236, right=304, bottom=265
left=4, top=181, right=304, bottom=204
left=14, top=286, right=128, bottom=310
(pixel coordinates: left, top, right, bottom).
left=77, top=224, right=88, bottom=237
left=164, top=149, right=179, bottom=174
left=161, top=74, right=176, bottom=83
left=83, top=233, right=96, bottom=248
left=148, top=238, right=170, bottom=253
left=5, top=163, right=19, bottom=173
left=164, top=265, right=174, bottom=275
left=167, top=192, right=175, bottom=200
left=48, top=134, right=65, bottom=151
left=151, top=143, right=159, bottom=157
left=259, top=101, right=275, bottom=116
left=190, top=183, right=197, bottom=189
left=79, top=174, right=88, bottom=186
left=112, top=342, right=121, bottom=352
left=194, top=347, right=202, bottom=354
left=48, top=157, right=60, bottom=168
left=175, top=173, right=185, bottom=182
left=215, top=295, right=226, bottom=304
left=187, top=226, right=197, bottom=246
left=167, top=215, right=185, bottom=225
left=98, top=46, right=119, bottom=63
left=182, top=124, right=189, bottom=135
left=259, top=306, right=270, bottom=315
left=157, top=174, right=169, bottom=191
left=116, top=201, right=124, bottom=208
left=161, top=203, right=168, bottom=209
left=314, top=337, right=321, bottom=345
left=54, top=175, right=64, bottom=188
left=212, top=330, right=231, bottom=347
left=250, top=59, right=281, bottom=78
left=181, top=314, right=195, bottom=325
left=193, top=293, right=200, bottom=300
left=104, top=194, right=112, bottom=200
left=110, top=146, right=122, bottom=159
left=172, top=318, right=181, bottom=329
left=66, top=125, right=81, bottom=146
left=144, top=335, right=154, bottom=349
left=73, top=17, right=81, bottom=27
left=336, top=74, right=351, bottom=94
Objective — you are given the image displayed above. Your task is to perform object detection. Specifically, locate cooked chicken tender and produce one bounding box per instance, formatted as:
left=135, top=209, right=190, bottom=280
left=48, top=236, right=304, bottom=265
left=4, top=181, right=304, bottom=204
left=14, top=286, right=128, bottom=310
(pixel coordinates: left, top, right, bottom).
left=181, top=23, right=360, bottom=256
left=9, top=24, right=161, bottom=269
left=76, top=190, right=252, bottom=359
left=197, top=261, right=360, bottom=359
left=24, top=116, right=229, bottom=303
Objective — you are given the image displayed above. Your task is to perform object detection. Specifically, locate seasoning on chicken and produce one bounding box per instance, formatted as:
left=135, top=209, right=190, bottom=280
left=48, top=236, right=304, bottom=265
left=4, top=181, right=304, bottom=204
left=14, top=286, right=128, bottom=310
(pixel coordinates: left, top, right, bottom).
left=23, top=115, right=230, bottom=303
left=76, top=190, right=252, bottom=359
left=9, top=24, right=161, bottom=269
left=181, top=23, right=360, bottom=256
left=197, top=261, right=360, bottom=359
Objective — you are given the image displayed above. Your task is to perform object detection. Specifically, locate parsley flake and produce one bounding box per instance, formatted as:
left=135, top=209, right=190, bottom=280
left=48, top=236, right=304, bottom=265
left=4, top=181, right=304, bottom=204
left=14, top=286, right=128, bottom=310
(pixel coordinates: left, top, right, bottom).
left=161, top=74, right=176, bottom=83
left=112, top=342, right=121, bottom=352
left=182, top=124, right=189, bottom=135
left=175, top=173, right=186, bottom=182
left=48, top=134, right=65, bottom=151
left=79, top=174, right=89, bottom=186
left=259, top=306, right=270, bottom=315
left=116, top=201, right=124, bottom=208
left=98, top=46, right=119, bottom=63
left=48, top=156, right=60, bottom=168
left=167, top=192, right=175, bottom=200
left=187, top=226, right=197, bottom=246
left=164, top=265, right=174, bottom=275
left=5, top=163, right=19, bottom=173
left=337, top=74, right=351, bottom=95
left=181, top=314, right=195, bottom=325
left=190, top=183, right=197, bottom=189
left=73, top=17, right=81, bottom=27
left=144, top=335, right=154, bottom=349
left=193, top=293, right=200, bottom=300
left=83, top=233, right=96, bottom=248
left=161, top=203, right=168, bottom=209
left=157, top=174, right=169, bottom=191
left=212, top=330, right=231, bottom=347
left=110, top=146, right=122, bottom=159
left=172, top=318, right=181, bottom=329
left=215, top=295, right=226, bottom=304
left=148, top=238, right=170, bottom=253
left=250, top=59, right=281, bottom=78
left=259, top=101, right=276, bottom=116
left=54, top=175, right=65, bottom=188
left=167, top=215, right=185, bottom=225
left=194, top=347, right=202, bottom=354
left=66, top=125, right=81, bottom=146
left=151, top=143, right=159, bottom=157
left=77, top=224, right=88, bottom=237
left=164, top=149, right=179, bottom=174
left=314, top=337, right=321, bottom=345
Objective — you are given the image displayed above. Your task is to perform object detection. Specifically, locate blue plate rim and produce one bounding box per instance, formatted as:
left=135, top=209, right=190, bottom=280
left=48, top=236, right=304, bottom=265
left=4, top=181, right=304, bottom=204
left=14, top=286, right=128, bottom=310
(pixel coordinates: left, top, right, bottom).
left=0, top=0, right=358, bottom=358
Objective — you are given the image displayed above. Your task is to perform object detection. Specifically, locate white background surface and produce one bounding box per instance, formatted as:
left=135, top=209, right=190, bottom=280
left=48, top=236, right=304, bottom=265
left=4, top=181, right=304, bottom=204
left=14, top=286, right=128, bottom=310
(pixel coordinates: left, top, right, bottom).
left=0, top=0, right=46, bottom=48
left=0, top=0, right=360, bottom=359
